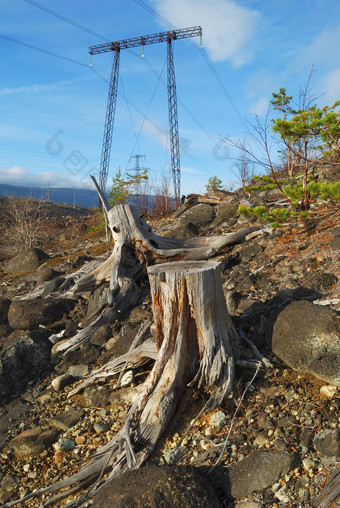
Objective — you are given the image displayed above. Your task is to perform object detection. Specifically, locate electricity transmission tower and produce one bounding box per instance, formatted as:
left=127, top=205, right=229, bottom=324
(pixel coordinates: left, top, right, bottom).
left=89, top=26, right=202, bottom=207
left=128, top=154, right=147, bottom=210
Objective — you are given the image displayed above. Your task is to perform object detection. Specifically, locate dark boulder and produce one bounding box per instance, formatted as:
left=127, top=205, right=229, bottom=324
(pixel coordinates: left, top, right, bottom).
left=41, top=277, right=66, bottom=298
left=92, top=465, right=221, bottom=508
left=229, top=451, right=300, bottom=499
left=9, top=427, right=59, bottom=456
left=0, top=297, right=11, bottom=325
left=87, top=283, right=110, bottom=319
left=3, top=248, right=49, bottom=273
left=272, top=300, right=340, bottom=385
left=36, top=266, right=60, bottom=286
left=8, top=298, right=75, bottom=330
left=180, top=204, right=215, bottom=228
left=0, top=329, right=52, bottom=402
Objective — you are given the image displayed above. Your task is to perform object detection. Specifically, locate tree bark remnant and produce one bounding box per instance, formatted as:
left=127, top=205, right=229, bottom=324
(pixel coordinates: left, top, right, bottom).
left=7, top=261, right=239, bottom=507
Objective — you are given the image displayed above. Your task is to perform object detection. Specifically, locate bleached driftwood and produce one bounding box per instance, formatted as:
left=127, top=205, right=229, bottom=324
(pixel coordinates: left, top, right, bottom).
left=7, top=260, right=239, bottom=507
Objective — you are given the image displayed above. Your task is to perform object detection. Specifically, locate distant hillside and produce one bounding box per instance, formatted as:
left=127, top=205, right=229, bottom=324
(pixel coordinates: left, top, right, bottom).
left=0, top=183, right=99, bottom=208
left=0, top=183, right=169, bottom=211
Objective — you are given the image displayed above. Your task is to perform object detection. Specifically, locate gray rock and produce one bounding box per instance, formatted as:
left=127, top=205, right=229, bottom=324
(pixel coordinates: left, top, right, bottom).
left=0, top=400, right=34, bottom=434
left=0, top=297, right=11, bottom=325
left=0, top=324, right=12, bottom=340
left=314, top=429, right=340, bottom=458
left=67, top=364, right=89, bottom=378
left=242, top=242, right=264, bottom=261
left=0, top=330, right=52, bottom=402
left=8, top=298, right=75, bottom=330
left=165, top=221, right=198, bottom=239
left=48, top=409, right=84, bottom=431
left=36, top=266, right=60, bottom=286
left=92, top=465, right=221, bottom=508
left=84, top=385, right=111, bottom=408
left=3, top=248, right=49, bottom=273
left=91, top=325, right=112, bottom=346
left=277, top=415, right=298, bottom=428
left=87, top=283, right=110, bottom=318
left=229, top=451, right=300, bottom=499
left=51, top=374, right=75, bottom=392
left=58, top=437, right=76, bottom=451
left=330, top=236, right=340, bottom=251
left=180, top=203, right=215, bottom=228
left=215, top=204, right=239, bottom=221
left=209, top=411, right=227, bottom=429
left=9, top=427, right=59, bottom=456
left=272, top=300, right=340, bottom=385
left=163, top=446, right=186, bottom=464
left=305, top=272, right=338, bottom=294
left=41, top=277, right=66, bottom=297
left=93, top=422, right=111, bottom=434
left=1, top=475, right=19, bottom=491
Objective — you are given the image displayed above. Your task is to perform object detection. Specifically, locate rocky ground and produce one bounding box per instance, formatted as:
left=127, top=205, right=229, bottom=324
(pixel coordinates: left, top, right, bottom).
left=0, top=184, right=339, bottom=507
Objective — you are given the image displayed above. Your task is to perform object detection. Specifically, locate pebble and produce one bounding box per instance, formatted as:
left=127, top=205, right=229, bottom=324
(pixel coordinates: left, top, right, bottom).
left=163, top=446, right=186, bottom=464
left=54, top=450, right=67, bottom=463
left=302, top=458, right=318, bottom=472
left=209, top=410, right=227, bottom=429
left=119, top=370, right=134, bottom=387
left=51, top=374, right=75, bottom=392
left=75, top=436, right=86, bottom=445
left=57, top=438, right=76, bottom=452
left=320, top=385, right=337, bottom=398
left=93, top=423, right=111, bottom=434
left=67, top=365, right=89, bottom=378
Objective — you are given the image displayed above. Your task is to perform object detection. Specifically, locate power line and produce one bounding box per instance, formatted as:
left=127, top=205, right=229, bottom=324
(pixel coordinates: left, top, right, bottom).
left=127, top=59, right=166, bottom=164
left=14, top=0, right=222, bottom=152
left=133, top=0, right=249, bottom=131
left=90, top=67, right=213, bottom=175
left=0, top=33, right=88, bottom=67
left=23, top=0, right=110, bottom=42
left=119, top=75, right=142, bottom=158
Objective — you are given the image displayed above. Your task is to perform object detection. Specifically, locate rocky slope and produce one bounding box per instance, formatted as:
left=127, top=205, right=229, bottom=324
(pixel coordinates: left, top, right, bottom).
left=0, top=187, right=339, bottom=507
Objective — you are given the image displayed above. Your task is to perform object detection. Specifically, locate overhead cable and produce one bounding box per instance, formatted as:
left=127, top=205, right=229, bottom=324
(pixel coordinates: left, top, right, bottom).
left=23, top=0, right=110, bottom=41
left=0, top=33, right=88, bottom=67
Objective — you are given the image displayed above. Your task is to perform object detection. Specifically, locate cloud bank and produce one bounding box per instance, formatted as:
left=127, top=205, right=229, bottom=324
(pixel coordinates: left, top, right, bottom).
left=0, top=166, right=93, bottom=189
left=151, top=0, right=262, bottom=66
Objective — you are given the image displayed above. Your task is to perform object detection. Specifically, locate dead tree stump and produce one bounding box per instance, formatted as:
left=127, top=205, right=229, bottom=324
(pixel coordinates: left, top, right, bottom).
left=147, top=260, right=239, bottom=409
left=9, top=261, right=239, bottom=508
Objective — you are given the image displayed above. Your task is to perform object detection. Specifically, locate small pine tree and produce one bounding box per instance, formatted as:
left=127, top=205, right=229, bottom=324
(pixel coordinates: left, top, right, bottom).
left=206, top=176, right=223, bottom=192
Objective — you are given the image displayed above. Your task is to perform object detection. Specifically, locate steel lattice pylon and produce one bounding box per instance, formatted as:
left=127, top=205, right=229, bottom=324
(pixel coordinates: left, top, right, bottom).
left=99, top=49, right=120, bottom=193
left=167, top=38, right=181, bottom=206
left=89, top=26, right=202, bottom=202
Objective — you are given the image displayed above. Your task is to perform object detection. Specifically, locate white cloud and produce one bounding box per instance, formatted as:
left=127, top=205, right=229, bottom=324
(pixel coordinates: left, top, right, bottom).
left=323, top=67, right=340, bottom=104
left=249, top=97, right=269, bottom=116
left=0, top=166, right=92, bottom=189
left=142, top=118, right=168, bottom=149
left=142, top=118, right=192, bottom=152
left=297, top=24, right=340, bottom=70
left=0, top=80, right=72, bottom=97
left=151, top=0, right=262, bottom=66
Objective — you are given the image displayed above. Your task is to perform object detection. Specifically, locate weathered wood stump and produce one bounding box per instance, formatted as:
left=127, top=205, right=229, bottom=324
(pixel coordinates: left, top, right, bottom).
left=54, top=197, right=257, bottom=354
left=8, top=261, right=239, bottom=507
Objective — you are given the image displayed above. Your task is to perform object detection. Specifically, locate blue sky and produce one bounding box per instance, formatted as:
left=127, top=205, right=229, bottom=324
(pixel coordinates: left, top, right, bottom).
left=1, top=0, right=340, bottom=196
